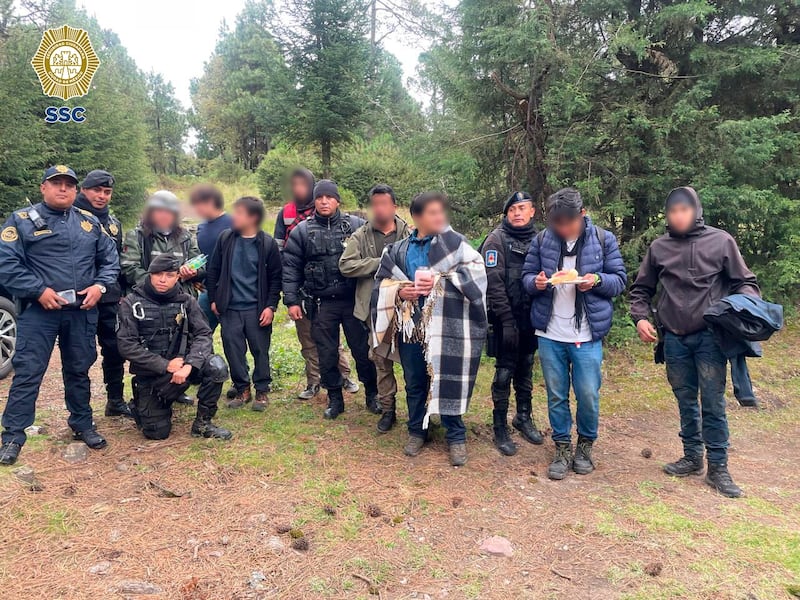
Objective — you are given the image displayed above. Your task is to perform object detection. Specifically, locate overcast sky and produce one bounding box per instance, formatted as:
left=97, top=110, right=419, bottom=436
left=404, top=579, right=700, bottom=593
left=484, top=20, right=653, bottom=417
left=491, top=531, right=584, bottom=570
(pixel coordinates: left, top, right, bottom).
left=78, top=0, right=422, bottom=109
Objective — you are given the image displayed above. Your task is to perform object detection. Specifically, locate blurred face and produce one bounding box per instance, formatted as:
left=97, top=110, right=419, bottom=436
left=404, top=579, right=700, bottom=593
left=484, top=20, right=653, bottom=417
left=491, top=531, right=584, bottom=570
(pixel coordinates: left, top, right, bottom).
left=369, top=193, right=396, bottom=226
left=550, top=209, right=586, bottom=241
left=315, top=195, right=338, bottom=217
left=667, top=203, right=696, bottom=234
left=291, top=176, right=310, bottom=203
left=413, top=201, right=448, bottom=236
left=507, top=201, right=535, bottom=227
left=82, top=186, right=113, bottom=210
left=40, top=177, right=77, bottom=209
left=149, top=271, right=180, bottom=293
left=192, top=198, right=220, bottom=220
left=232, top=203, right=259, bottom=233
left=148, top=207, right=177, bottom=232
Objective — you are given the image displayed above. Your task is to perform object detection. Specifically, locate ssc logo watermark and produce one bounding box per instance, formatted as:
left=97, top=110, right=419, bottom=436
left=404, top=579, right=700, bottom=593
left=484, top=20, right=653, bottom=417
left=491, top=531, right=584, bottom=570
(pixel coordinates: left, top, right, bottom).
left=31, top=25, right=100, bottom=123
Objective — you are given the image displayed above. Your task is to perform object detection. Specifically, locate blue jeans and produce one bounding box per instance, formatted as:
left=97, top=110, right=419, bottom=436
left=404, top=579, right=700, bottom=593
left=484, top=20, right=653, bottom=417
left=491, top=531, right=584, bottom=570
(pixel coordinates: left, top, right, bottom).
left=729, top=354, right=756, bottom=404
left=538, top=337, right=603, bottom=442
left=664, top=330, right=728, bottom=464
left=198, top=291, right=219, bottom=332
left=398, top=341, right=466, bottom=444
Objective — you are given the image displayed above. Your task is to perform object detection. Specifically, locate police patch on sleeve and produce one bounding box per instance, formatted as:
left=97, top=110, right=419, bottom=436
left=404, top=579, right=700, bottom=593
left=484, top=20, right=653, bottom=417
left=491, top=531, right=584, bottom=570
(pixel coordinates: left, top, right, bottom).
left=1, top=226, right=18, bottom=242
left=485, top=249, right=498, bottom=267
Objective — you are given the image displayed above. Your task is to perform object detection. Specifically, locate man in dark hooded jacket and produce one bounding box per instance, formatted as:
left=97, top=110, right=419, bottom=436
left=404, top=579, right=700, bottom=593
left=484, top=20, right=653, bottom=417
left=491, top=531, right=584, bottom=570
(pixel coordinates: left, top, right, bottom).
left=630, top=186, right=759, bottom=498
left=483, top=191, right=544, bottom=456
left=275, top=168, right=356, bottom=400
left=74, top=169, right=131, bottom=418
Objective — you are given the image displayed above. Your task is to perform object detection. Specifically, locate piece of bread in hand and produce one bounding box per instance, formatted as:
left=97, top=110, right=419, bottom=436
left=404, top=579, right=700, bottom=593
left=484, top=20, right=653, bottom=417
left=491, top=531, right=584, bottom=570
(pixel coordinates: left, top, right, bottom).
left=549, top=268, right=580, bottom=285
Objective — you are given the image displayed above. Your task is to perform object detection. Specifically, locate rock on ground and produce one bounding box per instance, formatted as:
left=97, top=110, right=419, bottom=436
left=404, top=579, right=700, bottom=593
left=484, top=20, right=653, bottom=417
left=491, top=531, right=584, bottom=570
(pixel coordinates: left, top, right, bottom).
left=62, top=442, right=89, bottom=464
left=114, top=580, right=163, bottom=594
left=479, top=535, right=514, bottom=557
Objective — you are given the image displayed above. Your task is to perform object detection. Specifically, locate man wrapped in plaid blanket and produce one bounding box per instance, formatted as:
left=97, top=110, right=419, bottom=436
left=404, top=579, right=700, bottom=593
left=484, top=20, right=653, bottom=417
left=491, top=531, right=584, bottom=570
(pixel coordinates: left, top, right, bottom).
left=371, top=193, right=487, bottom=466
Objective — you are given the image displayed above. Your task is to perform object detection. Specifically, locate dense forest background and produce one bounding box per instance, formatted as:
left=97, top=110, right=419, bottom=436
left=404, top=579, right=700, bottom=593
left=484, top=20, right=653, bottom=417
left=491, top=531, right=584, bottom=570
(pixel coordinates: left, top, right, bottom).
left=0, top=0, right=798, bottom=303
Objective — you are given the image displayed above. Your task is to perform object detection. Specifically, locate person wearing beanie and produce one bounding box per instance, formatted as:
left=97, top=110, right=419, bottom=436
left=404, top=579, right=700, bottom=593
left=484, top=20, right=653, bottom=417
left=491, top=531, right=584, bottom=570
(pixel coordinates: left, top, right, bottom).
left=74, top=170, right=132, bottom=418
left=522, top=188, right=627, bottom=481
left=282, top=179, right=380, bottom=420
left=274, top=168, right=357, bottom=400
left=121, top=189, right=204, bottom=298
left=630, top=186, right=760, bottom=498
left=117, top=253, right=232, bottom=442
left=482, top=191, right=543, bottom=456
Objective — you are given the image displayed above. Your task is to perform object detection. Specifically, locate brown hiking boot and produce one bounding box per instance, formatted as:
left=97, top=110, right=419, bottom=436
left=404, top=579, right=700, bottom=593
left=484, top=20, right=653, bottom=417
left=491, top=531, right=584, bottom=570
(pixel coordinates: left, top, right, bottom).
left=449, top=443, right=468, bottom=466
left=403, top=435, right=425, bottom=457
left=227, top=387, right=251, bottom=409
left=252, top=391, right=269, bottom=412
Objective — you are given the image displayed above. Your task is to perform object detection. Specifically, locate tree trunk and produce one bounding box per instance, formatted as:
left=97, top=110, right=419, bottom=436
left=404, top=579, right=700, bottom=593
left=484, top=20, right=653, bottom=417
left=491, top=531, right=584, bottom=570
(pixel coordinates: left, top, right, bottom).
left=321, top=138, right=332, bottom=178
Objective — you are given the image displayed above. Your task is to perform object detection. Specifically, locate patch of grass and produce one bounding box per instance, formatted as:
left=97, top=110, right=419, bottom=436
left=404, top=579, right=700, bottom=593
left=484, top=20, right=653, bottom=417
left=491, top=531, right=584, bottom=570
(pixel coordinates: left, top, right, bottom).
left=722, top=521, right=800, bottom=573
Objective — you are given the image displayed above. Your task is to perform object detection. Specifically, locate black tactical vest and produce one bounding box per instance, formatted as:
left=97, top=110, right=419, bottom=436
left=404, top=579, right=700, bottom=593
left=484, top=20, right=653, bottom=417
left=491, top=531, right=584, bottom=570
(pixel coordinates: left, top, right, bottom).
left=302, top=214, right=359, bottom=297
left=498, top=228, right=535, bottom=327
left=128, top=292, right=187, bottom=358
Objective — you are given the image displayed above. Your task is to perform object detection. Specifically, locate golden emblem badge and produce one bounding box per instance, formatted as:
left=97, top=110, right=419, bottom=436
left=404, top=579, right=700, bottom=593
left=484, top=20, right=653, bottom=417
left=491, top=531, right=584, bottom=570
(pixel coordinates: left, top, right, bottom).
left=31, top=25, right=100, bottom=100
left=80, top=220, right=93, bottom=233
left=1, top=227, right=18, bottom=242
left=109, top=223, right=119, bottom=236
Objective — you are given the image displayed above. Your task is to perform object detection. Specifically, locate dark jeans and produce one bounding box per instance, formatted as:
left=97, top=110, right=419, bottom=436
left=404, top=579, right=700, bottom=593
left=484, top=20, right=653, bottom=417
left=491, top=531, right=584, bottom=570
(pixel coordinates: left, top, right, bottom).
left=538, top=337, right=603, bottom=442
left=729, top=354, right=756, bottom=403
left=220, top=308, right=272, bottom=393
left=398, top=341, right=466, bottom=444
left=664, top=330, right=729, bottom=464
left=2, top=305, right=97, bottom=445
left=97, top=301, right=125, bottom=400
left=198, top=291, right=219, bottom=332
left=310, top=297, right=376, bottom=393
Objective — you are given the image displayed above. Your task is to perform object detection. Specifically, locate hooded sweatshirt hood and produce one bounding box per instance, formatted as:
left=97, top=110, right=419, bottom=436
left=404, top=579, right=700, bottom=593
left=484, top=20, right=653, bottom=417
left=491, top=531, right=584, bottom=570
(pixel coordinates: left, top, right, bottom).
left=666, top=186, right=704, bottom=237
left=291, top=168, right=316, bottom=210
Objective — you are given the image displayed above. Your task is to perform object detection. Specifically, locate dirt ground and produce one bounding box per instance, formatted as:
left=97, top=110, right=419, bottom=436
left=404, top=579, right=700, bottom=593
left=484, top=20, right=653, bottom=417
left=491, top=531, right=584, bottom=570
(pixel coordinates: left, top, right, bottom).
left=0, top=318, right=798, bottom=600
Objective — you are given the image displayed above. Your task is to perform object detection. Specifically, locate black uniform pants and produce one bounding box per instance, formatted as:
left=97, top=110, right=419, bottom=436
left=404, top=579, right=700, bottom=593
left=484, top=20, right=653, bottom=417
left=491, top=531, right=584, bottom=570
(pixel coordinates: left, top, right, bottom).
left=2, top=305, right=97, bottom=445
left=97, top=301, right=125, bottom=400
left=491, top=332, right=537, bottom=414
left=310, top=297, right=377, bottom=392
left=219, top=309, right=272, bottom=393
left=132, top=358, right=223, bottom=440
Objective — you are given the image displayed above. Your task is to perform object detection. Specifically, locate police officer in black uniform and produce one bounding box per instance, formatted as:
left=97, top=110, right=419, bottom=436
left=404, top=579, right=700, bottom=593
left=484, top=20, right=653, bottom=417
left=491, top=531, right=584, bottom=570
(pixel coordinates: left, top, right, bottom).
left=282, top=180, right=379, bottom=419
left=484, top=191, right=544, bottom=456
left=0, top=165, right=120, bottom=465
left=74, top=169, right=132, bottom=418
left=116, top=254, right=232, bottom=441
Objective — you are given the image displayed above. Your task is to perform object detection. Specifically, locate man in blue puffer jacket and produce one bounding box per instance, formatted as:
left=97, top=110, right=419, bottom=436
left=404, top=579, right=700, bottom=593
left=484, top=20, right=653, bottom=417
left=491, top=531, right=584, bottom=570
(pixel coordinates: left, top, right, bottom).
left=522, top=188, right=627, bottom=480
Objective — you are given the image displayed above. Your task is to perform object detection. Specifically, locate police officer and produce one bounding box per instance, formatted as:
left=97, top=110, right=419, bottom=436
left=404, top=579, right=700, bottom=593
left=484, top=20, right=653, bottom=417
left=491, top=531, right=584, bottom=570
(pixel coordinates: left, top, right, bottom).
left=74, top=169, right=131, bottom=418
left=0, top=165, right=120, bottom=465
left=282, top=180, right=379, bottom=419
left=483, top=191, right=544, bottom=456
left=116, top=254, right=232, bottom=441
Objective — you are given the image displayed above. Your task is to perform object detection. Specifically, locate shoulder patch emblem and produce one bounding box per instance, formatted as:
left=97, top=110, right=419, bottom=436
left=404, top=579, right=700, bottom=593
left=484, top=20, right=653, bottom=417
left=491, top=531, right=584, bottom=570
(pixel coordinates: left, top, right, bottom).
left=485, top=249, right=498, bottom=267
left=77, top=208, right=94, bottom=217
left=1, top=226, right=18, bottom=242
left=80, top=220, right=93, bottom=233
left=17, top=211, right=28, bottom=219
left=109, top=223, right=119, bottom=236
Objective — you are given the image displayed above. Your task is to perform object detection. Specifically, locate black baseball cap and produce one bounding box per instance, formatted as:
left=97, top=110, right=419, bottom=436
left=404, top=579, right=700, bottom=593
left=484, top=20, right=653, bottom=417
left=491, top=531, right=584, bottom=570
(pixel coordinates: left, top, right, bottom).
left=81, top=169, right=115, bottom=189
left=42, top=165, right=79, bottom=184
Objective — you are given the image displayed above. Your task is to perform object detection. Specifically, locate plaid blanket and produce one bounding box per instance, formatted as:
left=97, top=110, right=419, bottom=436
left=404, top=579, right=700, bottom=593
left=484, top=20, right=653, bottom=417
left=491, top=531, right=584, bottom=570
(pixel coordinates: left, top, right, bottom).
left=371, top=228, right=487, bottom=426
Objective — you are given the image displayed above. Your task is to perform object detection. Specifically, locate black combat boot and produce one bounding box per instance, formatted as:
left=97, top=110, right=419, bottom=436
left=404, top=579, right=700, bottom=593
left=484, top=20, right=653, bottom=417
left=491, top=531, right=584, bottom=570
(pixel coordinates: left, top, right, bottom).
left=705, top=463, right=743, bottom=498
left=191, top=417, right=233, bottom=440
left=105, top=397, right=134, bottom=419
left=0, top=442, right=21, bottom=466
left=547, top=442, right=573, bottom=480
left=73, top=427, right=107, bottom=450
left=377, top=410, right=397, bottom=433
left=573, top=436, right=595, bottom=474
left=323, top=388, right=345, bottom=420
left=512, top=412, right=543, bottom=445
left=663, top=454, right=704, bottom=477
left=492, top=410, right=518, bottom=456
left=365, top=387, right=381, bottom=415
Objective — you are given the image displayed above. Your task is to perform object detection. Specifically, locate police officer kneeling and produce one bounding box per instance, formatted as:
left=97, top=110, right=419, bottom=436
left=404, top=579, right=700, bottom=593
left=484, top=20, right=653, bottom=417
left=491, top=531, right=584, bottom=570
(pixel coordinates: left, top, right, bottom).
left=0, top=165, right=120, bottom=465
left=484, top=191, right=544, bottom=456
left=116, top=254, right=232, bottom=441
